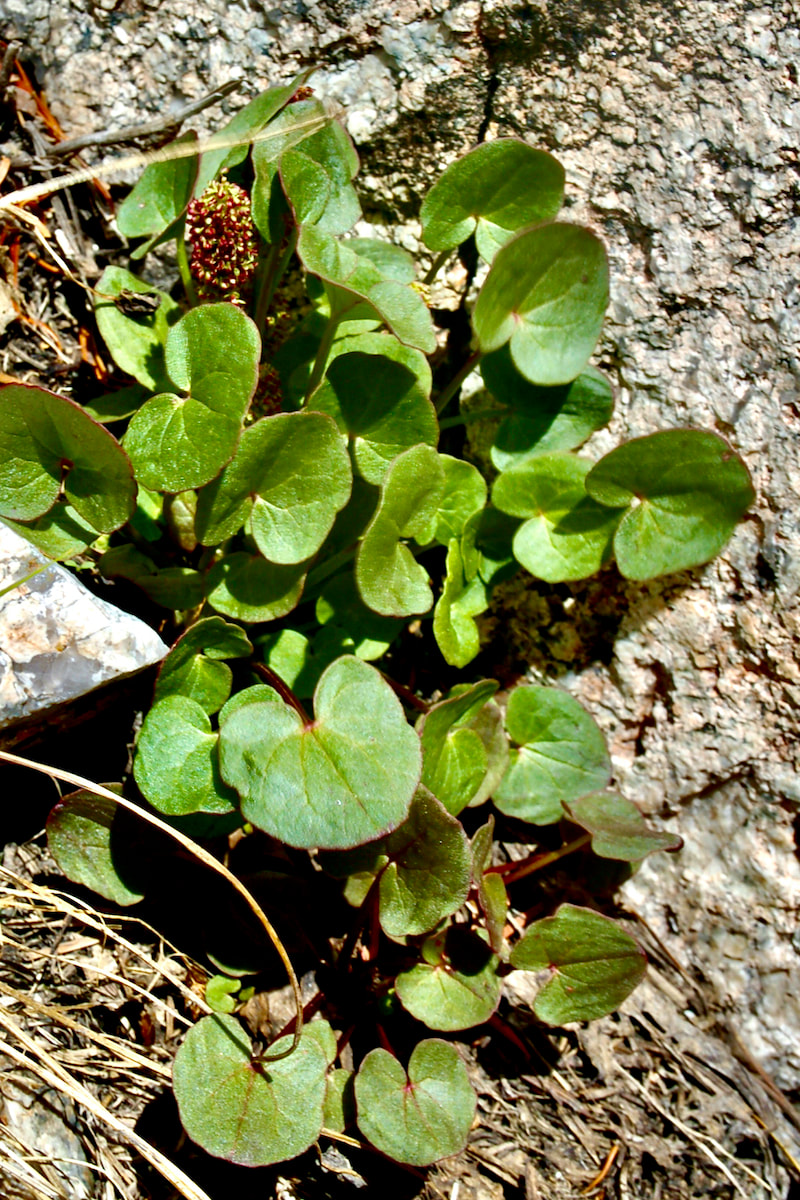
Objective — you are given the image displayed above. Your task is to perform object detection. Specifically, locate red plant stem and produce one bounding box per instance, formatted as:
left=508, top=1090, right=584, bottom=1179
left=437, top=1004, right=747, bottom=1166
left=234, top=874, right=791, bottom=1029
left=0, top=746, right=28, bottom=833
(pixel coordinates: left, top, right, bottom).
left=251, top=661, right=312, bottom=725
left=378, top=670, right=429, bottom=713
left=488, top=832, right=592, bottom=887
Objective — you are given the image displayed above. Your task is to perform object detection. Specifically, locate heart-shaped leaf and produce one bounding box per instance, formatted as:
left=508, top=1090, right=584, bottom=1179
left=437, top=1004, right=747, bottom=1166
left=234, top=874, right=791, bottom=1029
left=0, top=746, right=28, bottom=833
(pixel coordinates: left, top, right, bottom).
left=124, top=304, right=260, bottom=492
left=481, top=348, right=614, bottom=470
left=47, top=788, right=144, bottom=906
left=418, top=680, right=497, bottom=815
left=134, top=695, right=237, bottom=816
left=355, top=1040, right=476, bottom=1166
left=435, top=457, right=488, bottom=544
left=495, top=685, right=611, bottom=825
left=564, top=792, right=683, bottom=861
left=204, top=552, right=308, bottom=624
left=585, top=430, right=755, bottom=580
left=396, top=927, right=501, bottom=1031
left=421, top=138, right=564, bottom=260
left=473, top=223, right=609, bottom=385
left=356, top=445, right=446, bottom=616
left=307, top=333, right=436, bottom=484
left=195, top=412, right=352, bottom=562
left=173, top=1015, right=333, bottom=1166
left=154, top=616, right=253, bottom=714
left=509, top=903, right=646, bottom=1023
left=94, top=268, right=179, bottom=391
left=117, top=132, right=198, bottom=258
left=433, top=539, right=490, bottom=669
left=492, top=453, right=622, bottom=583
left=218, top=657, right=421, bottom=850
left=0, top=384, right=136, bottom=532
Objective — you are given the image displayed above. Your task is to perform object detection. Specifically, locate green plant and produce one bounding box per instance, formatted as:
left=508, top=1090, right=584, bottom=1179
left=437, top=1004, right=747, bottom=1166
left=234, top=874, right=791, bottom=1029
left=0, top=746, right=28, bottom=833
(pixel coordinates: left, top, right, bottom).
left=1, top=74, right=753, bottom=1171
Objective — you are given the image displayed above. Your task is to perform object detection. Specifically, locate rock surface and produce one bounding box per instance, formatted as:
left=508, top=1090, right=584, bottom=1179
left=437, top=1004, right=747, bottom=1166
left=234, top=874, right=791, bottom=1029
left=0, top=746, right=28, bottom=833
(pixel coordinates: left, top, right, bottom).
left=5, top=0, right=799, bottom=1086
left=0, top=524, right=167, bottom=734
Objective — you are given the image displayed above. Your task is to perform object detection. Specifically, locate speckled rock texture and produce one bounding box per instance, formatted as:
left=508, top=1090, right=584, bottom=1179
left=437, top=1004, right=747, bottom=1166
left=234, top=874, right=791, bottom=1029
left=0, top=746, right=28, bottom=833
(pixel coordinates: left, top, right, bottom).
left=4, top=0, right=799, bottom=1085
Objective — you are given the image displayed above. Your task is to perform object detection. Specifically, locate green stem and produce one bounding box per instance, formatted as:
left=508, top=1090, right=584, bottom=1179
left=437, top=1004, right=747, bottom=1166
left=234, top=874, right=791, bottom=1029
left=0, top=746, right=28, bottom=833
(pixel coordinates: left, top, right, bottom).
left=422, top=248, right=451, bottom=287
left=175, top=232, right=198, bottom=307
left=304, top=544, right=357, bottom=595
left=254, top=226, right=299, bottom=346
left=438, top=405, right=509, bottom=430
left=304, top=312, right=340, bottom=402
left=434, top=350, right=482, bottom=416
left=490, top=832, right=592, bottom=886
left=0, top=564, right=49, bottom=599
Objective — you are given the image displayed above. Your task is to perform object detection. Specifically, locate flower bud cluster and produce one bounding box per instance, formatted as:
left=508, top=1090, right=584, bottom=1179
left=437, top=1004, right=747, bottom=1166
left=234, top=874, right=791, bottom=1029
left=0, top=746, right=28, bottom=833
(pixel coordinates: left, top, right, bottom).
left=186, top=179, right=258, bottom=305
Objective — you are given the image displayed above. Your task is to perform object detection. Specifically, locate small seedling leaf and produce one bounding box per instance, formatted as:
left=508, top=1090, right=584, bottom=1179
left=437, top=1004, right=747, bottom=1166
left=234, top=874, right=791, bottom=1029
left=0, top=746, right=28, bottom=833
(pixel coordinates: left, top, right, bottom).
left=173, top=1015, right=332, bottom=1166
left=473, top=223, right=609, bottom=385
left=492, top=453, right=622, bottom=583
left=154, top=616, right=253, bottom=714
left=421, top=138, right=564, bottom=257
left=564, top=791, right=683, bottom=861
left=585, top=430, right=755, bottom=579
left=396, top=927, right=501, bottom=1031
left=509, top=903, right=646, bottom=1023
left=218, top=656, right=421, bottom=849
left=0, top=384, right=136, bottom=532
left=124, top=304, right=260, bottom=492
left=355, top=1039, right=476, bottom=1166
left=495, top=685, right=611, bottom=824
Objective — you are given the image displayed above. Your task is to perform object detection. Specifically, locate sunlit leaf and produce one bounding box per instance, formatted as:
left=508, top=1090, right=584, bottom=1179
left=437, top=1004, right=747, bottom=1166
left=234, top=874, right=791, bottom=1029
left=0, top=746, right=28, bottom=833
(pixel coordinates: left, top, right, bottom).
left=134, top=695, right=237, bottom=815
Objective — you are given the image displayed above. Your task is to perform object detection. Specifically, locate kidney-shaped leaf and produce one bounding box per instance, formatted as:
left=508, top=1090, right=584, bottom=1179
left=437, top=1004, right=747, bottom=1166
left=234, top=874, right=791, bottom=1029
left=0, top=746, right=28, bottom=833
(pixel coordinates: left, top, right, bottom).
left=585, top=430, right=755, bottom=580
left=421, top=139, right=564, bottom=259
left=396, top=927, right=501, bottom=1031
left=195, top=411, right=352, bottom=561
left=473, top=223, right=609, bottom=386
left=495, top=685, right=611, bottom=825
left=134, top=695, right=237, bottom=816
left=218, top=656, right=421, bottom=849
left=493, top=453, right=622, bottom=583
left=173, top=1015, right=332, bottom=1166
left=509, top=903, right=646, bottom=1023
left=0, top=384, right=136, bottom=531
left=154, top=616, right=253, bottom=714
left=355, top=1040, right=476, bottom=1166
left=47, top=789, right=144, bottom=907
left=356, top=444, right=446, bottom=616
left=307, top=333, right=436, bottom=484
left=564, top=791, right=683, bottom=861
left=124, top=304, right=260, bottom=492
left=481, top=347, right=614, bottom=471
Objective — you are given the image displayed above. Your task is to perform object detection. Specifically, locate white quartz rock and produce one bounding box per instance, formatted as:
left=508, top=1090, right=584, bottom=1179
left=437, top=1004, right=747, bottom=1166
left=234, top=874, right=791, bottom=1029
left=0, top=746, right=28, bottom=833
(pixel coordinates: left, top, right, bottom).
left=0, top=524, right=167, bottom=730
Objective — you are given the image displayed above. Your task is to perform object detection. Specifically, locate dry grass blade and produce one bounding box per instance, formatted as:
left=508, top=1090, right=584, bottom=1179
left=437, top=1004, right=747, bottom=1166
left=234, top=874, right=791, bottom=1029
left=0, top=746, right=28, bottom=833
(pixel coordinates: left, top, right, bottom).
left=0, top=747, right=303, bottom=1059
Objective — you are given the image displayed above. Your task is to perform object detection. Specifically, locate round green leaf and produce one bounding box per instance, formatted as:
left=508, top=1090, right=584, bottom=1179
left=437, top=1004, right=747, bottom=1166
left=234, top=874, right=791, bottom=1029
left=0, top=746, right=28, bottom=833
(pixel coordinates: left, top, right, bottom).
left=218, top=656, right=421, bottom=850
left=94, top=267, right=180, bottom=391
left=585, top=430, right=755, bottom=580
left=356, top=445, right=446, bottom=616
left=204, top=553, right=307, bottom=624
left=473, top=223, right=609, bottom=386
left=355, top=1040, right=476, bottom=1166
left=195, top=412, right=352, bottom=562
left=495, top=685, right=611, bottom=825
left=308, top=333, right=436, bottom=485
left=481, top=348, right=614, bottom=470
left=0, top=383, right=136, bottom=532
left=492, top=453, right=622, bottom=583
left=421, top=138, right=565, bottom=257
left=509, top=903, right=647, bottom=1023
left=47, top=789, right=144, bottom=907
left=154, top=616, right=253, bottom=714
left=396, top=927, right=501, bottom=1031
left=124, top=304, right=260, bottom=492
left=173, top=1015, right=332, bottom=1166
left=564, top=791, right=683, bottom=861
left=418, top=680, right=497, bottom=815
left=134, top=695, right=237, bottom=816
